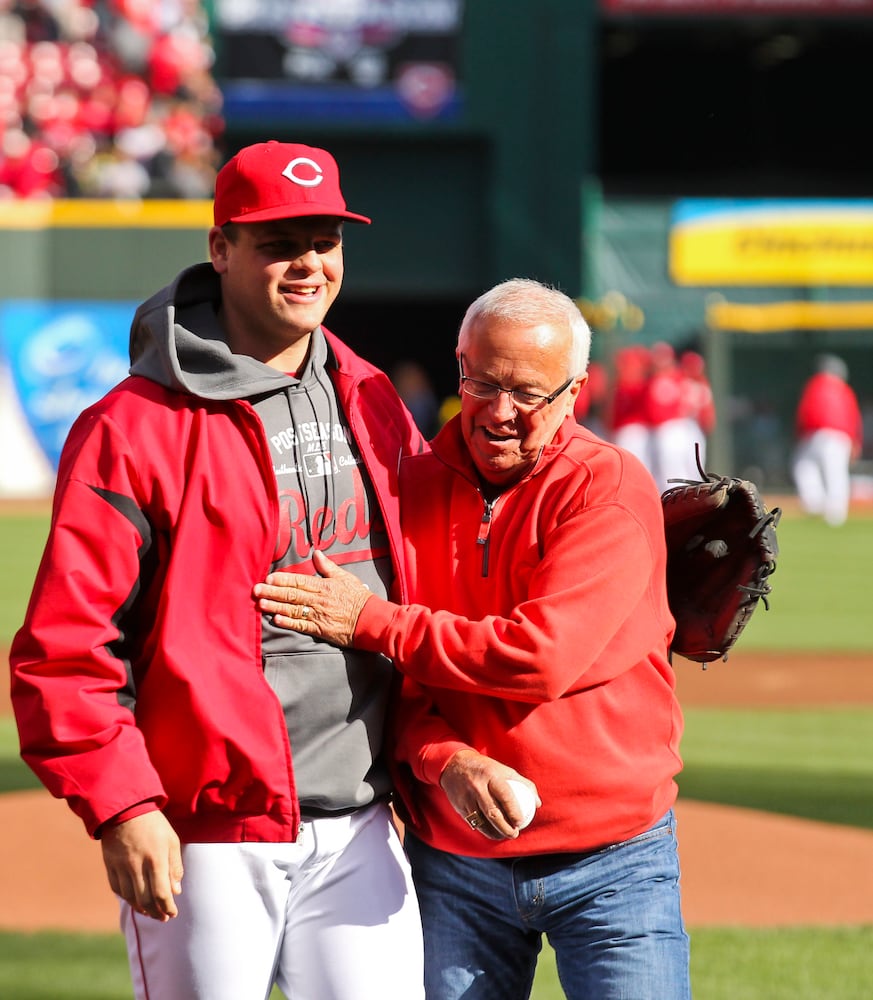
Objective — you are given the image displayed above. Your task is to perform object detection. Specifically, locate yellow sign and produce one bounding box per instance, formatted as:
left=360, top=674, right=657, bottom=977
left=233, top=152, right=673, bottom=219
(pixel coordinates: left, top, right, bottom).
left=670, top=200, right=873, bottom=286
left=707, top=299, right=873, bottom=332
left=0, top=199, right=213, bottom=229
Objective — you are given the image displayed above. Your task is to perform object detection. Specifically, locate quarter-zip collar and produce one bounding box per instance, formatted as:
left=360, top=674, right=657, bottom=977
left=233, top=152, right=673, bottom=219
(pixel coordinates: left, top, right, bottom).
left=430, top=414, right=578, bottom=577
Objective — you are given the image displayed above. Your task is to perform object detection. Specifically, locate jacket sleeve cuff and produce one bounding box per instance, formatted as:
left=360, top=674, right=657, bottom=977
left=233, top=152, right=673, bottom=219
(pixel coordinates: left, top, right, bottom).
left=95, top=799, right=162, bottom=839
left=418, top=740, right=471, bottom=787
left=353, top=594, right=397, bottom=653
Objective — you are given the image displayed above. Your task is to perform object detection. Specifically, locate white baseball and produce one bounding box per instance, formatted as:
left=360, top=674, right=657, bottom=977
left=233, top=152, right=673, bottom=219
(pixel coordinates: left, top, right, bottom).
left=704, top=539, right=729, bottom=558
left=507, top=779, right=537, bottom=829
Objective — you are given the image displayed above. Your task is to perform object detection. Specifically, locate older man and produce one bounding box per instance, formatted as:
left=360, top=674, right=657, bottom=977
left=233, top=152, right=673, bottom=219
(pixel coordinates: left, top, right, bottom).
left=256, top=278, right=690, bottom=1000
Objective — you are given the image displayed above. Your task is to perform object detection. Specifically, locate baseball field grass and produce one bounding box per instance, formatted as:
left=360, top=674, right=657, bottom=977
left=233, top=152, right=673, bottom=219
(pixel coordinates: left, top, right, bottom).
left=679, top=707, right=873, bottom=829
left=1, top=927, right=872, bottom=1000
left=2, top=505, right=872, bottom=999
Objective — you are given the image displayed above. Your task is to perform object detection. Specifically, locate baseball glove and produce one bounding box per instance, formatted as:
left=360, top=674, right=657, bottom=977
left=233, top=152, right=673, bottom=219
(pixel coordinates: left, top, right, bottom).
left=661, top=449, right=781, bottom=664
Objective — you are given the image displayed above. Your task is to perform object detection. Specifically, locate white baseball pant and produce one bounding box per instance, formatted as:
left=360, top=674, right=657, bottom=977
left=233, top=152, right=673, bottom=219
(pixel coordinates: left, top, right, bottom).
left=613, top=422, right=654, bottom=481
left=792, top=428, right=854, bottom=526
left=652, top=417, right=701, bottom=493
left=119, top=801, right=424, bottom=1000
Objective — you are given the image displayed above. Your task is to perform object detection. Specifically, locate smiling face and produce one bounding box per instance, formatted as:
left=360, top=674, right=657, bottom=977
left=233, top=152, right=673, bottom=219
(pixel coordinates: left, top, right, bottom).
left=208, top=216, right=344, bottom=369
left=458, top=316, right=584, bottom=488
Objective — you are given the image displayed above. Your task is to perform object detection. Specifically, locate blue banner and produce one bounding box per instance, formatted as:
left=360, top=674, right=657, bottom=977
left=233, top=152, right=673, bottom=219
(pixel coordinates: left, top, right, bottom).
left=0, top=301, right=134, bottom=470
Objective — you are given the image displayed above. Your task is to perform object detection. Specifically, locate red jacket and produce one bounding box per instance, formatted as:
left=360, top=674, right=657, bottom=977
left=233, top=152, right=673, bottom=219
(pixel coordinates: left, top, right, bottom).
left=644, top=368, right=686, bottom=428
left=355, top=416, right=683, bottom=857
left=10, top=329, right=423, bottom=842
left=795, top=372, right=863, bottom=450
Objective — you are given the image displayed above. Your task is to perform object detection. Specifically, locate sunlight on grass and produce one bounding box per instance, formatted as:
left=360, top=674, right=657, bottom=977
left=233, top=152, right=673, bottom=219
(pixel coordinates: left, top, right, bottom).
left=741, top=514, right=873, bottom=652
left=1, top=927, right=870, bottom=1000
left=679, top=707, right=873, bottom=828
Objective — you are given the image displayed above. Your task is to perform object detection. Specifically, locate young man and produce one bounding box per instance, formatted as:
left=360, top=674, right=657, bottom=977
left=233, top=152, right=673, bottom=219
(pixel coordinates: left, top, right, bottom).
left=10, top=141, right=426, bottom=1000
left=256, top=278, right=691, bottom=1000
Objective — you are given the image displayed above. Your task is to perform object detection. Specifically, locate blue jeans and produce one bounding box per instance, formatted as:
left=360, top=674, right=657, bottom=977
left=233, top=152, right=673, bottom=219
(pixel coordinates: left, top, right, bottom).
left=405, top=809, right=691, bottom=1000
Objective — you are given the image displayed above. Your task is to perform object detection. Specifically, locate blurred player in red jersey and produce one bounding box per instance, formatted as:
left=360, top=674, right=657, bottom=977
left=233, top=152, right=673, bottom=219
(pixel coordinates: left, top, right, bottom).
left=678, top=350, right=716, bottom=467
left=792, top=354, right=863, bottom=526
left=607, top=345, right=654, bottom=480
left=646, top=342, right=694, bottom=491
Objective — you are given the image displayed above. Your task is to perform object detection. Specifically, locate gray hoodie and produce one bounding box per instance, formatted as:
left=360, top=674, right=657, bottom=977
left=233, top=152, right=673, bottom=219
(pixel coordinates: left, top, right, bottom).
left=129, top=263, right=394, bottom=814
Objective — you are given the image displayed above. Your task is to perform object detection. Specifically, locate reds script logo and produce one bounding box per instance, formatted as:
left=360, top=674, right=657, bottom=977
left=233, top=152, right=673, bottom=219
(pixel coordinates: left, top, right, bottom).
left=272, top=465, right=388, bottom=570
left=282, top=157, right=324, bottom=188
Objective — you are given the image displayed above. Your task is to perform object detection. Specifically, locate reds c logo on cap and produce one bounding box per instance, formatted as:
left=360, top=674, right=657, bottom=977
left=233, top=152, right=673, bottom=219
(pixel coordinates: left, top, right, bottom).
left=282, top=157, right=324, bottom=188
left=213, top=141, right=371, bottom=226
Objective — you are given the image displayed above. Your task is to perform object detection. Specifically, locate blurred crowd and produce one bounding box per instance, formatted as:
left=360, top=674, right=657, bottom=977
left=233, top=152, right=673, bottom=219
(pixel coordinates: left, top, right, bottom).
left=0, top=0, right=223, bottom=200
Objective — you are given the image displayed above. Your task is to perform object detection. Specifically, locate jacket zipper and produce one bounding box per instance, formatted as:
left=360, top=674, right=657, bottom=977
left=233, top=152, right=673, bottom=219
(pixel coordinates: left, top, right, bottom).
left=477, top=497, right=497, bottom=577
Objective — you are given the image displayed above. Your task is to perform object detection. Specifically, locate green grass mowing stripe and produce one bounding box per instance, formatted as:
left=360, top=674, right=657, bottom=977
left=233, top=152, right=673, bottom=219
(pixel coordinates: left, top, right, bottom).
left=1, top=927, right=870, bottom=1000
left=530, top=929, right=873, bottom=1000
left=679, top=707, right=873, bottom=829
left=739, top=514, right=873, bottom=652
left=0, top=513, right=49, bottom=642
left=682, top=708, right=873, bottom=773
left=0, top=932, right=131, bottom=999
left=0, top=716, right=40, bottom=793
left=687, top=926, right=873, bottom=1000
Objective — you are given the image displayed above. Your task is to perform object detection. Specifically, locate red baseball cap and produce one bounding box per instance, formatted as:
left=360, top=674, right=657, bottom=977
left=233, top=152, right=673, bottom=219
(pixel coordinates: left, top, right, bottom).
left=213, top=141, right=371, bottom=227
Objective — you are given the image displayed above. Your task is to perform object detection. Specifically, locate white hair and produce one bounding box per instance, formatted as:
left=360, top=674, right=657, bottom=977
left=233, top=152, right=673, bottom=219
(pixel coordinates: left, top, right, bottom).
left=457, top=278, right=591, bottom=376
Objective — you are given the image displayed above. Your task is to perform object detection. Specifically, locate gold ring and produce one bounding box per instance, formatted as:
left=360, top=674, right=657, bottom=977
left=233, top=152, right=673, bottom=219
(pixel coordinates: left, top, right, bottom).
left=466, top=810, right=484, bottom=830
left=300, top=605, right=311, bottom=619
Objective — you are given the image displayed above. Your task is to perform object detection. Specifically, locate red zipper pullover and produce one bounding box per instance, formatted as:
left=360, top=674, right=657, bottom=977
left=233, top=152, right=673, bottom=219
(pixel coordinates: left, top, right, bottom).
left=357, top=416, right=683, bottom=857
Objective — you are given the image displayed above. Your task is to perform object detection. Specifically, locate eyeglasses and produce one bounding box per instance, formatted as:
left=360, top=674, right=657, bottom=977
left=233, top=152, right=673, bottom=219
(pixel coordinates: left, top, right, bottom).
left=458, top=355, right=575, bottom=411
